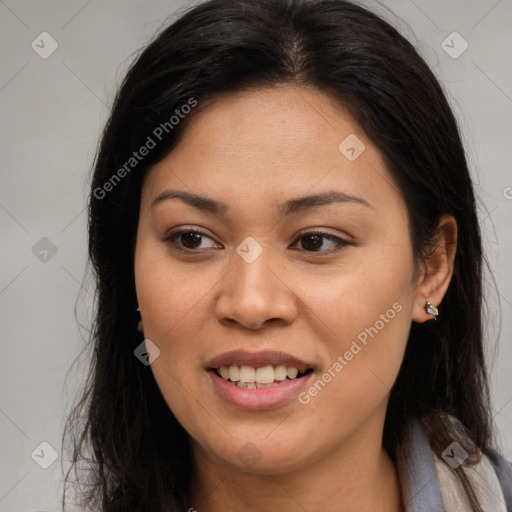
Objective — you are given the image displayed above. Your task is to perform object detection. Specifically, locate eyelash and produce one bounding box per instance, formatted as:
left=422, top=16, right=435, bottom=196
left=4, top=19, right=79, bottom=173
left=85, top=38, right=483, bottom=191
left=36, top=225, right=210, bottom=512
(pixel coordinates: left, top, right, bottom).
left=161, top=227, right=351, bottom=255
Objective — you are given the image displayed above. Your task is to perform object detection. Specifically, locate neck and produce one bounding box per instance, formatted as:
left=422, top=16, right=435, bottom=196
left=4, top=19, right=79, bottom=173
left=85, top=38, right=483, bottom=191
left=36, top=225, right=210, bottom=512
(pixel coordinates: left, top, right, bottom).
left=190, top=419, right=403, bottom=512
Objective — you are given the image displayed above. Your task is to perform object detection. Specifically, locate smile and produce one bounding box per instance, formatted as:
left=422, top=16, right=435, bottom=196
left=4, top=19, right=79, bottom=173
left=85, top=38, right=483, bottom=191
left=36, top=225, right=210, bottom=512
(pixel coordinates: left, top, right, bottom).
left=205, top=350, right=316, bottom=410
left=215, top=364, right=314, bottom=388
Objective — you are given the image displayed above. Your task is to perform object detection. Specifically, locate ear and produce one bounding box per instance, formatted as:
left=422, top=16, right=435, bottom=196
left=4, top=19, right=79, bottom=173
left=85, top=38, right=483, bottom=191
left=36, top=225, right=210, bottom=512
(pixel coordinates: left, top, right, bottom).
left=412, top=214, right=457, bottom=323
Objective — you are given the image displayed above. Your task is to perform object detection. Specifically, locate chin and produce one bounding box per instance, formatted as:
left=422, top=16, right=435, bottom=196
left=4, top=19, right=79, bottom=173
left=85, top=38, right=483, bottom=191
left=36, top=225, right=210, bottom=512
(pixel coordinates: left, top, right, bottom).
left=199, top=430, right=318, bottom=475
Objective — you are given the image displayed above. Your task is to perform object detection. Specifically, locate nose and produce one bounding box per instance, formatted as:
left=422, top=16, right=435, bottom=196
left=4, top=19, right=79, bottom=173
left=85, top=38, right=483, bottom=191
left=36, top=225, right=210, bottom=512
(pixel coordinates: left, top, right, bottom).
left=214, top=245, right=298, bottom=330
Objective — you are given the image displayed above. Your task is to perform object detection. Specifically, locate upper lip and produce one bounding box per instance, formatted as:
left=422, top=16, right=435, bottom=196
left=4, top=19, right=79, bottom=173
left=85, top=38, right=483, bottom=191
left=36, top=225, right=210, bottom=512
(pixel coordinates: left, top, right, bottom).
left=206, top=350, right=314, bottom=372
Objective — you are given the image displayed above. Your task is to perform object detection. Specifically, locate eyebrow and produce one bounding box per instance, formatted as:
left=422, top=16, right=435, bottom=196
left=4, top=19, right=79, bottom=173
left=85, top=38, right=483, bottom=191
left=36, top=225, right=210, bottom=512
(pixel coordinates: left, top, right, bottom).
left=150, top=189, right=373, bottom=216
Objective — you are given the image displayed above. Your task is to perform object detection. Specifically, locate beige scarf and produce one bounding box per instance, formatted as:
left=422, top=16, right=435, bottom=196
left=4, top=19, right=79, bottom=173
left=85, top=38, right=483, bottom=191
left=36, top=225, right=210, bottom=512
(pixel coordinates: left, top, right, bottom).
left=396, top=416, right=509, bottom=511
left=433, top=450, right=507, bottom=512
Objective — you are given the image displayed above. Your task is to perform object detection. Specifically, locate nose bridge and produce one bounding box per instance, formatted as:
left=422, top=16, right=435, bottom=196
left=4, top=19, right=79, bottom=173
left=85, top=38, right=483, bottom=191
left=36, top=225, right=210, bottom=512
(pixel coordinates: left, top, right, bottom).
left=215, top=238, right=297, bottom=329
left=235, top=245, right=276, bottom=296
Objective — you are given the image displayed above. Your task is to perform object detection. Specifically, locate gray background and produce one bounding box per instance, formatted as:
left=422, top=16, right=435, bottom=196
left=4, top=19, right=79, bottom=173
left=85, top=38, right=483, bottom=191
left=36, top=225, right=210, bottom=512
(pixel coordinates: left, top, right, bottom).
left=0, top=0, right=511, bottom=510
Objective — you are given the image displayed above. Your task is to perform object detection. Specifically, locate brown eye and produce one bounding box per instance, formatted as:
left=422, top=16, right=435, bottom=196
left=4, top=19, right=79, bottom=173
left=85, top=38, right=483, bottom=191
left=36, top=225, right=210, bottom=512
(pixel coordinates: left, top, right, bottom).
left=292, top=231, right=350, bottom=253
left=179, top=231, right=204, bottom=249
left=162, top=228, right=220, bottom=252
left=300, top=234, right=323, bottom=251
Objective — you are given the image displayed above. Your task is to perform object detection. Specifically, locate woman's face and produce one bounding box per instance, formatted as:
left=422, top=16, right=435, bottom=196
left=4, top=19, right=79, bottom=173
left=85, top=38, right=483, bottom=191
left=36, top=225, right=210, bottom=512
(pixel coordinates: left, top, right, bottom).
left=134, top=84, right=422, bottom=474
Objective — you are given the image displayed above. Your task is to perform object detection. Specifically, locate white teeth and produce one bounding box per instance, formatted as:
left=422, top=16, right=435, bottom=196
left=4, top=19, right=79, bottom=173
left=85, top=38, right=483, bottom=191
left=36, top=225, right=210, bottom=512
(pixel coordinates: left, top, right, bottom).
left=286, top=367, right=298, bottom=379
left=274, top=365, right=287, bottom=380
left=228, top=365, right=240, bottom=382
left=217, top=363, right=309, bottom=386
left=255, top=365, right=275, bottom=384
left=239, top=365, right=256, bottom=383
left=219, top=366, right=229, bottom=380
left=236, top=381, right=281, bottom=389
left=255, top=382, right=278, bottom=388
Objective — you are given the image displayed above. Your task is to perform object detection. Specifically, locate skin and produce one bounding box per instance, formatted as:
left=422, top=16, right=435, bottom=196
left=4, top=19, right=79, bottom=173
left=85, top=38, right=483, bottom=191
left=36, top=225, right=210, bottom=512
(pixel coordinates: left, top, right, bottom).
left=134, top=84, right=457, bottom=512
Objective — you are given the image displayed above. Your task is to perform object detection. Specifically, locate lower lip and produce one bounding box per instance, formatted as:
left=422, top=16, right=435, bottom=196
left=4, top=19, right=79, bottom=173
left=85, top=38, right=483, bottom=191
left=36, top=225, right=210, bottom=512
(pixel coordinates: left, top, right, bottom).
left=207, top=370, right=314, bottom=411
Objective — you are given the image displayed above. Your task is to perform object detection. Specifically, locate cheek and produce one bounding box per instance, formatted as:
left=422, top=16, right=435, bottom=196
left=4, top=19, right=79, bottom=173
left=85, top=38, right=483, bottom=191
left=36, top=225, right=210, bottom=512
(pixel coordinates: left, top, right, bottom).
left=293, top=235, right=414, bottom=337
left=134, top=253, right=211, bottom=439
left=134, top=236, right=217, bottom=341
left=134, top=238, right=223, bottom=417
left=291, top=243, right=414, bottom=415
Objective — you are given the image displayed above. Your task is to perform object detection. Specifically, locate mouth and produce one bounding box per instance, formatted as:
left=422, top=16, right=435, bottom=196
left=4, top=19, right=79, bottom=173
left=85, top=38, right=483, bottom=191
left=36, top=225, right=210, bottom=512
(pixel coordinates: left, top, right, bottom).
left=205, top=350, right=316, bottom=410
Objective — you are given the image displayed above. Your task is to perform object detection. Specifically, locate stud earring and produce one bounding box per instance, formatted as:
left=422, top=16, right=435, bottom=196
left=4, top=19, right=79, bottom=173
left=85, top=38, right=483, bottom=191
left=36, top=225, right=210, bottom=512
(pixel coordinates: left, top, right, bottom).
left=424, top=301, right=439, bottom=321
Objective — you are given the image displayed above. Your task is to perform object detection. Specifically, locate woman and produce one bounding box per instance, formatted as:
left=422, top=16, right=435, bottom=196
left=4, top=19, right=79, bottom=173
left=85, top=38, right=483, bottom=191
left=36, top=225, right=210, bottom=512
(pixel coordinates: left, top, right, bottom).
left=63, top=0, right=512, bottom=510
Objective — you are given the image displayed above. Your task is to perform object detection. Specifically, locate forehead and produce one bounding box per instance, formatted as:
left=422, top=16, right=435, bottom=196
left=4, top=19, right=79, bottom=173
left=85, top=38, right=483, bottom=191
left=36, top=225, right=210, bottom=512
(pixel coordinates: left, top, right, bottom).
left=141, top=84, right=402, bottom=214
